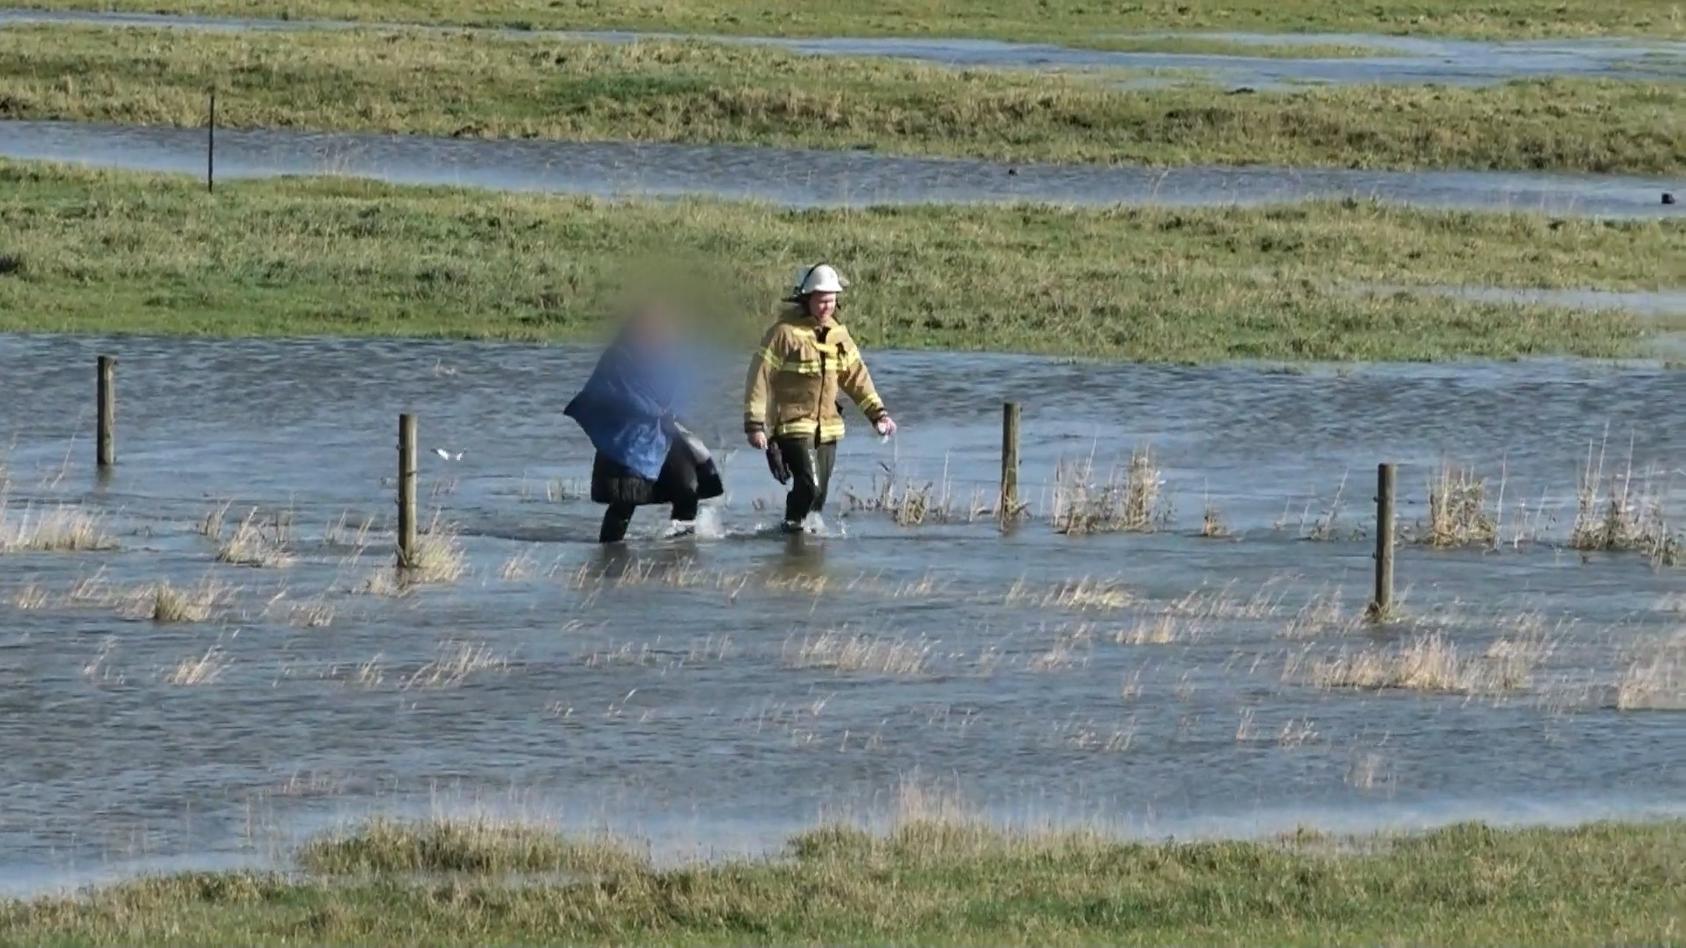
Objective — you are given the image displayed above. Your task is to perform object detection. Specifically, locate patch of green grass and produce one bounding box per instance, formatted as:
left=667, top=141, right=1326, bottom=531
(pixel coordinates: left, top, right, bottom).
left=4, top=26, right=1681, bottom=173
left=0, top=160, right=1678, bottom=362
left=10, top=0, right=1682, bottom=40
left=2, top=819, right=1683, bottom=944
left=299, top=817, right=647, bottom=875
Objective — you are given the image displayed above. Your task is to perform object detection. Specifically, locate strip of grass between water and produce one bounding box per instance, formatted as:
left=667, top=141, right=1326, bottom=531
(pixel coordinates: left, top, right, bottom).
left=2, top=818, right=1682, bottom=944
left=3, top=26, right=1681, bottom=174
left=9, top=0, right=1682, bottom=41
left=0, top=161, right=1678, bottom=362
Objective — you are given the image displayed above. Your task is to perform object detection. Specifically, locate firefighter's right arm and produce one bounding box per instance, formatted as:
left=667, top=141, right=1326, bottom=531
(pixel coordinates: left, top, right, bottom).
left=744, top=324, right=784, bottom=445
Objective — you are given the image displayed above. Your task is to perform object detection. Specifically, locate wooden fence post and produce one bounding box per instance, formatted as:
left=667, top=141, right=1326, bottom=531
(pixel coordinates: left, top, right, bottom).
left=398, top=413, right=417, bottom=568
left=207, top=89, right=216, bottom=193
left=96, top=355, right=116, bottom=469
left=1369, top=462, right=1396, bottom=618
left=1000, top=401, right=1020, bottom=523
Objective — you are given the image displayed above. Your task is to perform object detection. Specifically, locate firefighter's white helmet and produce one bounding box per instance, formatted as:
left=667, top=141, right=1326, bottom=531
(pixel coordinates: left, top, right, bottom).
left=792, top=263, right=847, bottom=296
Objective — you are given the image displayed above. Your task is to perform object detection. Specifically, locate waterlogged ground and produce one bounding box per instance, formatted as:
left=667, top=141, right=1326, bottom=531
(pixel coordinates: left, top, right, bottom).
left=2, top=9, right=1682, bottom=89
left=2, top=120, right=1679, bottom=215
left=1, top=334, right=1683, bottom=895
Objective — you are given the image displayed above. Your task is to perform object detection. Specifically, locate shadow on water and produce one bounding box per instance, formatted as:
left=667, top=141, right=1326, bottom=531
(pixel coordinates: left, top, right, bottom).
left=2, top=8, right=1683, bottom=88
left=2, top=119, right=1680, bottom=216
left=0, top=335, right=1683, bottom=894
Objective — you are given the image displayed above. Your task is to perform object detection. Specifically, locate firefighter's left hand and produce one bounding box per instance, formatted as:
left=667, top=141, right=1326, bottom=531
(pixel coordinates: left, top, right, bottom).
left=874, top=415, right=898, bottom=438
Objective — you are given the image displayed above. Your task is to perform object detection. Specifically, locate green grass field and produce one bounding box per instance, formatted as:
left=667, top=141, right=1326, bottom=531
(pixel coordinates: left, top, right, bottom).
left=11, top=0, right=1683, bottom=40
left=4, top=26, right=1681, bottom=174
left=4, top=818, right=1683, bottom=944
left=2, top=161, right=1679, bottom=362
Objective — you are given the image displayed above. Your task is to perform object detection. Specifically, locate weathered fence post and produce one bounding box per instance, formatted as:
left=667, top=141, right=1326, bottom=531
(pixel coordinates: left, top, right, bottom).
left=96, top=355, right=116, bottom=469
left=207, top=89, right=216, bottom=194
left=397, top=413, right=417, bottom=568
left=1369, top=462, right=1396, bottom=618
left=999, top=401, right=1020, bottom=523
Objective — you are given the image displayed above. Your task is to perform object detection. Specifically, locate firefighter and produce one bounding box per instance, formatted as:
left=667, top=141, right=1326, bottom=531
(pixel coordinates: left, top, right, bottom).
left=744, top=264, right=896, bottom=532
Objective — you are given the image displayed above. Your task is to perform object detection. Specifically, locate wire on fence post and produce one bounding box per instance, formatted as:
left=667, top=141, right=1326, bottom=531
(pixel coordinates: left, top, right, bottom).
left=96, top=355, right=116, bottom=469
left=1000, top=401, right=1020, bottom=525
left=1368, top=462, right=1396, bottom=619
left=398, top=413, right=417, bottom=568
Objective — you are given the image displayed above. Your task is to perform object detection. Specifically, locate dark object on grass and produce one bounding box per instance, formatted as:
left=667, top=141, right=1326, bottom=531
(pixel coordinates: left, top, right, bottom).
left=0, top=253, right=21, bottom=276
left=766, top=443, right=791, bottom=484
left=1665, top=192, right=1677, bottom=205
left=1227, top=86, right=1256, bottom=95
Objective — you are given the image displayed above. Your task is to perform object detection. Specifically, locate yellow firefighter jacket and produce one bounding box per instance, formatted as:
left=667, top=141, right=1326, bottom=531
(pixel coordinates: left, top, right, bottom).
left=744, top=314, right=887, bottom=443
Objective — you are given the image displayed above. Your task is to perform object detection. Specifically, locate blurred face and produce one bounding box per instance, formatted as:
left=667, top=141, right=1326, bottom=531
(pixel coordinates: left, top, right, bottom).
left=805, top=292, right=838, bottom=323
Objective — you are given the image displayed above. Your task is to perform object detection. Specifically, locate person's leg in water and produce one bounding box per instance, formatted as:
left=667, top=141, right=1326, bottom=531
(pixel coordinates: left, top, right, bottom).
left=657, top=438, right=702, bottom=533
left=777, top=437, right=837, bottom=530
left=599, top=503, right=635, bottom=543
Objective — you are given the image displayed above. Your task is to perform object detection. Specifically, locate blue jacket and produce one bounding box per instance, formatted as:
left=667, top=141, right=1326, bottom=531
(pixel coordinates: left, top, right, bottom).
left=565, top=333, right=688, bottom=481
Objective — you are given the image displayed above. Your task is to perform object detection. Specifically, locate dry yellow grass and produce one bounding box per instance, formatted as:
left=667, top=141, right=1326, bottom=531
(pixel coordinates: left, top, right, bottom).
left=1052, top=446, right=1169, bottom=535
left=165, top=645, right=231, bottom=685
left=1292, top=631, right=1542, bottom=695
left=1005, top=576, right=1134, bottom=612
left=784, top=629, right=933, bottom=677
left=1113, top=614, right=1199, bottom=645
left=216, top=509, right=294, bottom=567
left=407, top=517, right=467, bottom=583
left=1420, top=463, right=1499, bottom=548
left=142, top=576, right=233, bottom=623
left=11, top=581, right=48, bottom=609
left=1616, top=640, right=1685, bottom=711
left=402, top=640, right=509, bottom=689
left=0, top=502, right=116, bottom=552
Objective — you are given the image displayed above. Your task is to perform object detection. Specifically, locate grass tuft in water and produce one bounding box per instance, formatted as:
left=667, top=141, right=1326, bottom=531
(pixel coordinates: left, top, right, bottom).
left=0, top=502, right=116, bottom=553
left=144, top=576, right=233, bottom=623
left=215, top=509, right=294, bottom=567
left=1053, top=446, right=1170, bottom=535
left=407, top=515, right=467, bottom=583
left=1293, top=631, right=1542, bottom=695
left=11, top=581, right=48, bottom=609
left=163, top=645, right=230, bottom=685
left=784, top=629, right=933, bottom=677
left=1418, top=463, right=1498, bottom=548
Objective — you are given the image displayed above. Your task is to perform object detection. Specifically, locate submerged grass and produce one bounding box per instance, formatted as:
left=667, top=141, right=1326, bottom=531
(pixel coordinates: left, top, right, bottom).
left=11, top=0, right=1679, bottom=39
left=2, top=161, right=1676, bottom=362
left=4, top=26, right=1681, bottom=172
left=3, top=818, right=1683, bottom=944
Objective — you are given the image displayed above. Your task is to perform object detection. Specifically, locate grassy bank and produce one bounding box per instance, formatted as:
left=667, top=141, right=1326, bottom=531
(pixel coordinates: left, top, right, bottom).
left=4, top=817, right=1683, bottom=944
left=12, top=0, right=1683, bottom=40
left=3, top=161, right=1679, bottom=361
left=4, top=26, right=1682, bottom=174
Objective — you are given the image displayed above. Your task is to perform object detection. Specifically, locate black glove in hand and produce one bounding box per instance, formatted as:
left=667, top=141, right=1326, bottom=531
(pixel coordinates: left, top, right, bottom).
left=765, top=443, right=791, bottom=484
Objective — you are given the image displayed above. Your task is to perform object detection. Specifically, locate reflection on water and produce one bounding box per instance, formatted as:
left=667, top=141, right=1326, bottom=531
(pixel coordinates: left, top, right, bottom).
left=0, top=334, right=1682, bottom=894
left=2, top=8, right=1683, bottom=89
left=2, top=119, right=1678, bottom=216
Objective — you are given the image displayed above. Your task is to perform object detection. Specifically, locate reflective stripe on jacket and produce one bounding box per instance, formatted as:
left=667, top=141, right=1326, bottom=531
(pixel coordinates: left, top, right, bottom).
left=744, top=315, right=886, bottom=443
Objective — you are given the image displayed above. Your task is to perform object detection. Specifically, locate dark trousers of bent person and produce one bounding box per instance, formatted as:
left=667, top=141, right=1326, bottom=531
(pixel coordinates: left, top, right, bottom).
left=776, top=436, right=837, bottom=528
left=596, top=445, right=701, bottom=543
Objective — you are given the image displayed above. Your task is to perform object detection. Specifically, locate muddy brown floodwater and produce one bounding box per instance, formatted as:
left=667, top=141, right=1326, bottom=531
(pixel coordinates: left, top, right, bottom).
left=1, top=334, right=1682, bottom=895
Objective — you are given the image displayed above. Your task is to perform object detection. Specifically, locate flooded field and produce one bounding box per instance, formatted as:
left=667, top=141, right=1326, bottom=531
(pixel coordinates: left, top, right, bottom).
left=2, top=333, right=1683, bottom=894
left=4, top=119, right=1679, bottom=215
left=3, top=8, right=1682, bottom=88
